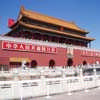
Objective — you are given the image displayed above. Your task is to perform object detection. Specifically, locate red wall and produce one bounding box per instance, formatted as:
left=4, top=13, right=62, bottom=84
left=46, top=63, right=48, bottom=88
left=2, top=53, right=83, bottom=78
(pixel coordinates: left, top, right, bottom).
left=0, top=40, right=100, bottom=67
left=74, top=49, right=100, bottom=65
left=0, top=41, right=67, bottom=67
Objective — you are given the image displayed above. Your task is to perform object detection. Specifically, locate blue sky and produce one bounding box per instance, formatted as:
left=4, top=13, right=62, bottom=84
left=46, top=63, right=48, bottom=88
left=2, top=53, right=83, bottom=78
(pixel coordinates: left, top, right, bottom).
left=0, top=0, right=100, bottom=49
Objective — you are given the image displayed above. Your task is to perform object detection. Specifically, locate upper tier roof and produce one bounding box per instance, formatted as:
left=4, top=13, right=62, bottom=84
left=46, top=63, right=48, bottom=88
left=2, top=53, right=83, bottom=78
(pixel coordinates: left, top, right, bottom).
left=17, top=6, right=88, bottom=33
left=6, top=6, right=94, bottom=41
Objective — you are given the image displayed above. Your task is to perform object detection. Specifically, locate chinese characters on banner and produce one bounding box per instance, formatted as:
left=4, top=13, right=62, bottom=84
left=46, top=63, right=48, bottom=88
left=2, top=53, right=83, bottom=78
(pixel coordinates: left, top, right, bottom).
left=2, top=41, right=57, bottom=53
left=81, top=50, right=100, bottom=57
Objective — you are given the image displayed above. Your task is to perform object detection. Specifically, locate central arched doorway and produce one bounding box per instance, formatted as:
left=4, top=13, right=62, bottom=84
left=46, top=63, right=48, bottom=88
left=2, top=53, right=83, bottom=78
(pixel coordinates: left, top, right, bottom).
left=49, top=60, right=55, bottom=68
left=31, top=60, right=37, bottom=68
left=83, top=60, right=87, bottom=65
left=67, top=58, right=73, bottom=66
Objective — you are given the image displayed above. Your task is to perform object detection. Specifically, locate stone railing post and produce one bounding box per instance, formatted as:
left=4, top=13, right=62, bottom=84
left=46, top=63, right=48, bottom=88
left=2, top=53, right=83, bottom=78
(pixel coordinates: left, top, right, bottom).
left=79, top=68, right=84, bottom=89
left=93, top=65, right=97, bottom=87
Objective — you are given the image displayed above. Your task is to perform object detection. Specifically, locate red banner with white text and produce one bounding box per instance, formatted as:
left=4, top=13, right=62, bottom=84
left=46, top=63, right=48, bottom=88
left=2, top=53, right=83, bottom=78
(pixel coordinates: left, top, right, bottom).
left=2, top=41, right=57, bottom=53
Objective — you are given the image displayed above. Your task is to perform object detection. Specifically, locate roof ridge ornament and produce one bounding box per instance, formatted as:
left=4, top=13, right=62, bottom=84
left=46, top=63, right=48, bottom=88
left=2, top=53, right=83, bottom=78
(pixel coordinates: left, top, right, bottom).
left=21, top=6, right=25, bottom=12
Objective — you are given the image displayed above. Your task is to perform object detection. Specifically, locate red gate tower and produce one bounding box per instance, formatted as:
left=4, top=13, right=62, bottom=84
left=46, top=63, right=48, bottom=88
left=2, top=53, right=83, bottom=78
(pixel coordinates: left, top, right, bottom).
left=0, top=6, right=100, bottom=69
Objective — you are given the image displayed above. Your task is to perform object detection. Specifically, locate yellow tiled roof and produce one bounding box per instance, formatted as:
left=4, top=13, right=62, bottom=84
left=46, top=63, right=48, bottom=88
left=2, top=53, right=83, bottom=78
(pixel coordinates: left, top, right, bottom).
left=19, top=6, right=88, bottom=33
left=19, top=21, right=94, bottom=41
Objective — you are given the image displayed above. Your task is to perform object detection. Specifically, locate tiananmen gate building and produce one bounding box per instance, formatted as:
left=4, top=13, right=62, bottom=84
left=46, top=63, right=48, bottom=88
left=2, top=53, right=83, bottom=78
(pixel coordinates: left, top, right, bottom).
left=0, top=6, right=100, bottom=69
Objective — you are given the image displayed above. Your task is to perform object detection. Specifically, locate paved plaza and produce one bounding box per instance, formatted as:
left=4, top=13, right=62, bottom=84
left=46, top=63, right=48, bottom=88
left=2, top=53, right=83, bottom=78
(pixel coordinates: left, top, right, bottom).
left=30, top=88, right=100, bottom=100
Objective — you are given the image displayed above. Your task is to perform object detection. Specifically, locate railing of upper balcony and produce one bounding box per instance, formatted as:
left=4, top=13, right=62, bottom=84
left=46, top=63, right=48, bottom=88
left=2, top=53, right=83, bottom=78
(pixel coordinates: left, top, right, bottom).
left=0, top=36, right=100, bottom=52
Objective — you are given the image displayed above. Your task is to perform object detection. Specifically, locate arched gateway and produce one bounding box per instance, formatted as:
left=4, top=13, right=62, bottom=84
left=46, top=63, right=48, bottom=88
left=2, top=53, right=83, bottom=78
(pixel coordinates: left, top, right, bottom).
left=83, top=60, right=87, bottom=65
left=49, top=60, right=55, bottom=68
left=31, top=60, right=37, bottom=68
left=67, top=58, right=73, bottom=66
